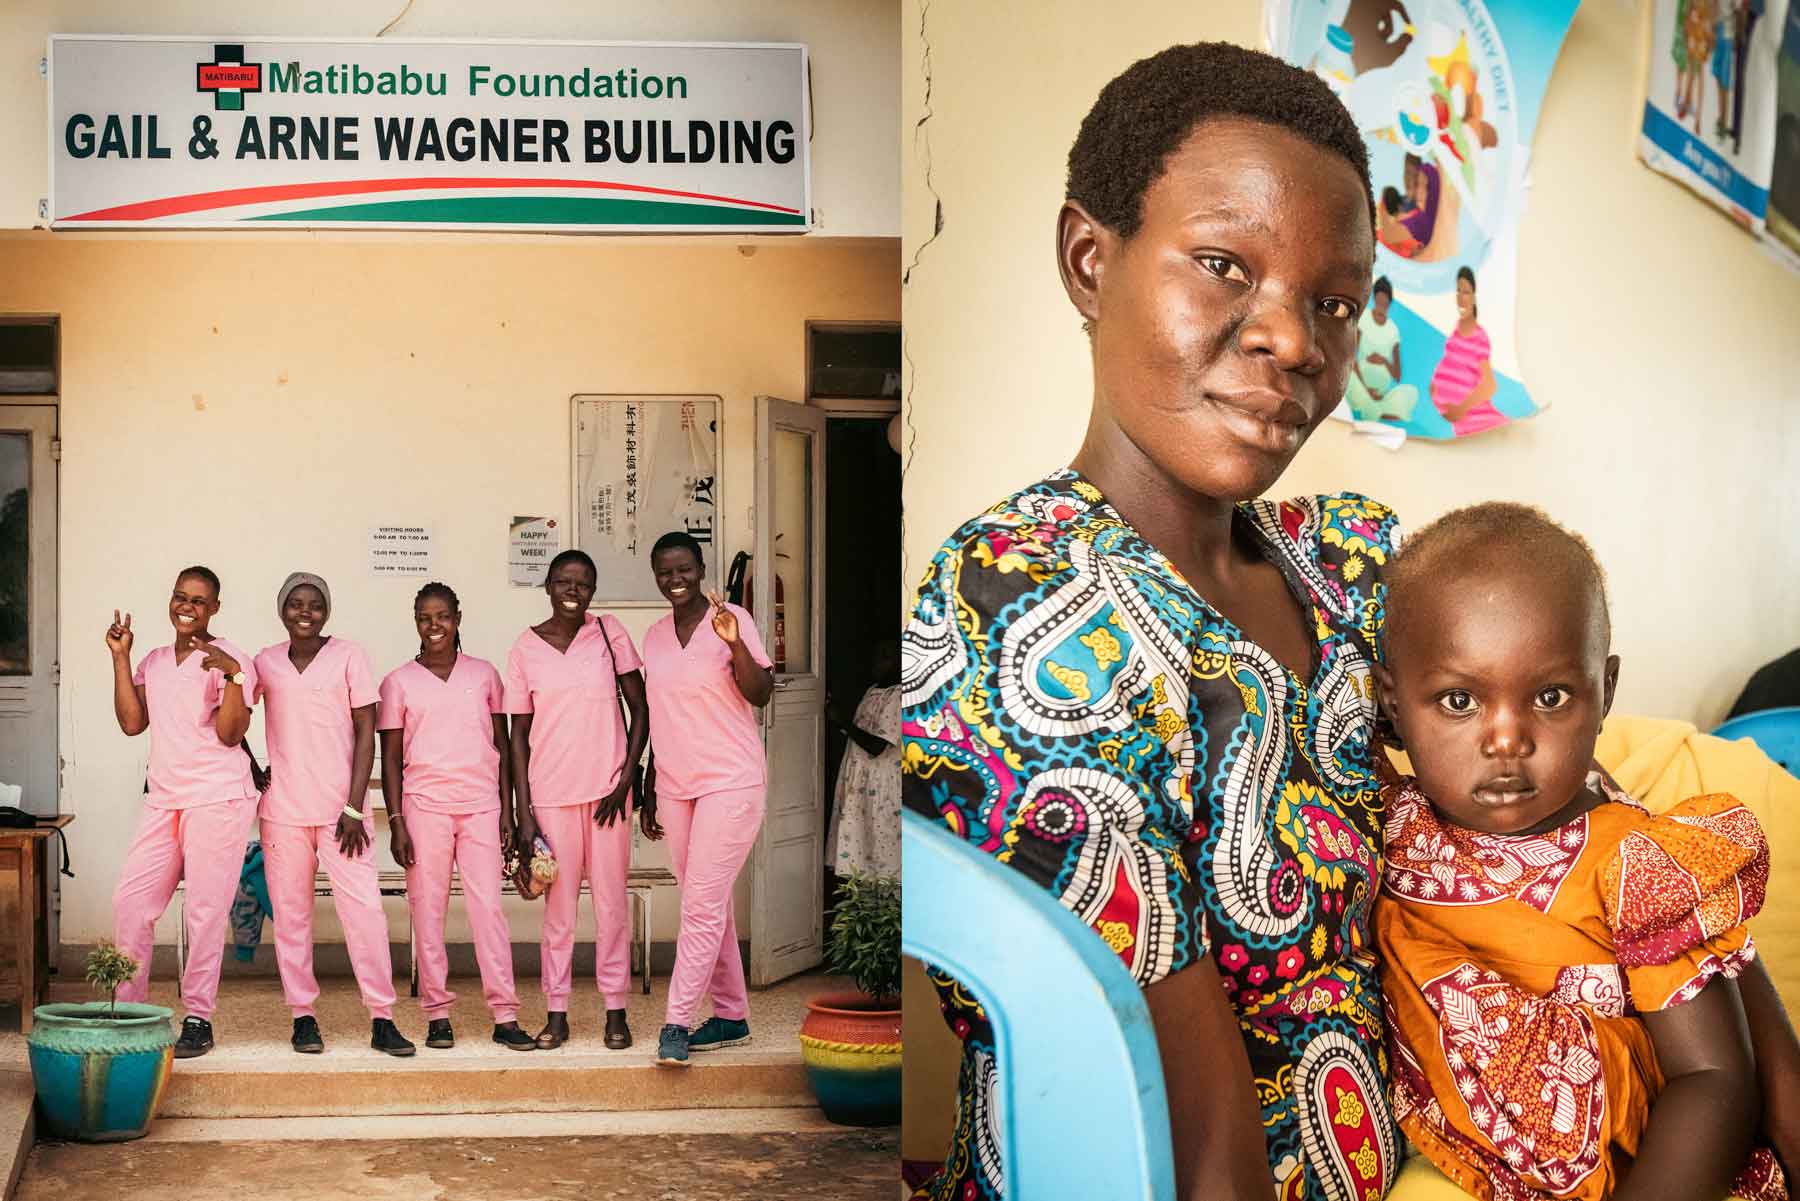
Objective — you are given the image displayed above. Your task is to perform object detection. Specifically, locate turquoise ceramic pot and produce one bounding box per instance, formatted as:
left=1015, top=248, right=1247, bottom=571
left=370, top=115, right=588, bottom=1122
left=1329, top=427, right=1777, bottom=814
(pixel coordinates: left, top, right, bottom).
left=28, top=1002, right=174, bottom=1142
left=798, top=992, right=902, bottom=1127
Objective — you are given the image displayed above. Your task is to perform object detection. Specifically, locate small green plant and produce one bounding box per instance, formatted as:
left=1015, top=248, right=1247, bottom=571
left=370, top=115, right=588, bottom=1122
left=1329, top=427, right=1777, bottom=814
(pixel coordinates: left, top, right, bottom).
left=84, top=942, right=138, bottom=1017
left=825, top=873, right=901, bottom=1004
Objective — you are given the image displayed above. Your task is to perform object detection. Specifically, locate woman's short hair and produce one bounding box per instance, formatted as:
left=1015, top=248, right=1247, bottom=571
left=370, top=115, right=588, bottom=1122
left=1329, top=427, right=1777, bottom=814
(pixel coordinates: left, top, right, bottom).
left=650, top=531, right=706, bottom=568
left=1372, top=276, right=1394, bottom=300
left=1067, top=41, right=1372, bottom=240
left=177, top=565, right=222, bottom=598
left=544, top=549, right=597, bottom=580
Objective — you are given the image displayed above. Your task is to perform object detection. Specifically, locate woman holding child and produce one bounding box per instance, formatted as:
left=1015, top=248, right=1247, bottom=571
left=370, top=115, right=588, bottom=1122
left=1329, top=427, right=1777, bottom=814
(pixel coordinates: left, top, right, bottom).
left=901, top=39, right=1799, bottom=1201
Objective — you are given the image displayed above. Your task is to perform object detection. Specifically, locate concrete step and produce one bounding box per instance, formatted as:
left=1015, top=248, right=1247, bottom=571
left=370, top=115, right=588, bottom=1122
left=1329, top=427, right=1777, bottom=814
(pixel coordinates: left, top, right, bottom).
left=141, top=1106, right=845, bottom=1142
left=42, top=970, right=838, bottom=1120
left=162, top=1046, right=811, bottom=1118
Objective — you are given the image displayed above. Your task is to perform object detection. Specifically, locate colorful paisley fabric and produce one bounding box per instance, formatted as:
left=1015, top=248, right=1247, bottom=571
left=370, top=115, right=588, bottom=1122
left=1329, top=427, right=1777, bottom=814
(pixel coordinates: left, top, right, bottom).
left=903, top=471, right=1402, bottom=1201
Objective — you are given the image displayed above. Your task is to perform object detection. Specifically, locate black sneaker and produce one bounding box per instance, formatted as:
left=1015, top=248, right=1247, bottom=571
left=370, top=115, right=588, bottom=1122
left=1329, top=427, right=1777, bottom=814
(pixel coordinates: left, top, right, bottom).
left=687, top=1016, right=750, bottom=1052
left=371, top=1018, right=416, bottom=1057
left=492, top=1022, right=536, bottom=1052
left=424, top=1018, right=454, bottom=1049
left=173, top=1016, right=214, bottom=1059
left=656, top=1023, right=689, bottom=1067
left=291, top=1015, right=324, bottom=1054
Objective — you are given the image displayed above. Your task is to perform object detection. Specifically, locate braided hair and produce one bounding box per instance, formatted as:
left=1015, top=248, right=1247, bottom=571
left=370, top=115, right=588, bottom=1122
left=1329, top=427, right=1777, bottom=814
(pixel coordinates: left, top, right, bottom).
left=414, top=581, right=463, bottom=653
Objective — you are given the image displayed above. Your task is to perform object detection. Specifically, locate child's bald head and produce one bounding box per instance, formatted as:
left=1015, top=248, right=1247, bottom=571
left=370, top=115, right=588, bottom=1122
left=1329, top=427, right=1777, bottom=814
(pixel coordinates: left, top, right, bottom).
left=1384, top=502, right=1610, bottom=670
left=1377, top=503, right=1620, bottom=835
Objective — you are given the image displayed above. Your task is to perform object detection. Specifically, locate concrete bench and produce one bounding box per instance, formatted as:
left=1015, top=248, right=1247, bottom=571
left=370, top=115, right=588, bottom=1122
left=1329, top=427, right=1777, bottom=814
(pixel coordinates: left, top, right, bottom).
left=177, top=864, right=677, bottom=997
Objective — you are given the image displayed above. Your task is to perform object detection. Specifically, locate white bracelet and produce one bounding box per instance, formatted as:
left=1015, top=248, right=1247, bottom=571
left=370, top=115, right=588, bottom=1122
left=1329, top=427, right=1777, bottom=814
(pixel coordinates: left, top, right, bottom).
left=342, top=804, right=366, bottom=820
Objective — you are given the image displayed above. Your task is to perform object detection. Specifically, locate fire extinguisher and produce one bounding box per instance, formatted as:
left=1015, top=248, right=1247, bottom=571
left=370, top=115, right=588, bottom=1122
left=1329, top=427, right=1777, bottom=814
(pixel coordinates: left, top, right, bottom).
left=733, top=551, right=787, bottom=672
left=771, top=570, right=787, bottom=673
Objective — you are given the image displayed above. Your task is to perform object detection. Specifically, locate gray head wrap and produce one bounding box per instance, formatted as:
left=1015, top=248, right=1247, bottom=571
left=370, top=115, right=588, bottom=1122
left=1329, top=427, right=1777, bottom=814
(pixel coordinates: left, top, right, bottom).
left=277, top=571, right=332, bottom=618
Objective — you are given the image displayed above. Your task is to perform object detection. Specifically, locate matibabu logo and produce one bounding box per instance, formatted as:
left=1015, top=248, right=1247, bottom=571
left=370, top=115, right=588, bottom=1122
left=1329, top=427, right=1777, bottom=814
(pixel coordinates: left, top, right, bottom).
left=196, top=43, right=262, bottom=111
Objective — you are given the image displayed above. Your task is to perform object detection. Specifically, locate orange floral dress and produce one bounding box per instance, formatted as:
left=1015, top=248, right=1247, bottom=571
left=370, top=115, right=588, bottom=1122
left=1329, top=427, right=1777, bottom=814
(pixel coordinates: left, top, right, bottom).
left=1374, top=776, right=1785, bottom=1201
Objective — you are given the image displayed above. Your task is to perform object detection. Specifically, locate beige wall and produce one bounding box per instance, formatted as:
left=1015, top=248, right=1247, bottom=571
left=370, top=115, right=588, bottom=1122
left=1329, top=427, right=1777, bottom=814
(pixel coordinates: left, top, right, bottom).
left=901, top=0, right=1800, bottom=725
left=0, top=0, right=899, bottom=236
left=0, top=232, right=899, bottom=947
left=899, top=0, right=1800, bottom=1161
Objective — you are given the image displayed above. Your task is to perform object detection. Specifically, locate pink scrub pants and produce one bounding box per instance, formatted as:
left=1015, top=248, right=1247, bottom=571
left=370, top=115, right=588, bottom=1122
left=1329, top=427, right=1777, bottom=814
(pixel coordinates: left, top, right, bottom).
left=401, top=807, right=518, bottom=1023
left=533, top=799, right=632, bottom=1012
left=260, top=819, right=397, bottom=1020
left=662, top=786, right=765, bottom=1029
left=112, top=796, right=258, bottom=1020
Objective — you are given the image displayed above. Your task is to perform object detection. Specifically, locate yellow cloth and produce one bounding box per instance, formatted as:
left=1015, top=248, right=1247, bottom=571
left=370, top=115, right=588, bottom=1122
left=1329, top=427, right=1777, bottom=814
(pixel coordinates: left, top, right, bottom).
left=1387, top=714, right=1799, bottom=1201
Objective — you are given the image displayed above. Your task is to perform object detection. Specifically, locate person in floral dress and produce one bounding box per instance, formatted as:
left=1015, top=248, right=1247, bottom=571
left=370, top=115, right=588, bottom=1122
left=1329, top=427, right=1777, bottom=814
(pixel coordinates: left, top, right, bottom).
left=903, top=42, right=1403, bottom=1201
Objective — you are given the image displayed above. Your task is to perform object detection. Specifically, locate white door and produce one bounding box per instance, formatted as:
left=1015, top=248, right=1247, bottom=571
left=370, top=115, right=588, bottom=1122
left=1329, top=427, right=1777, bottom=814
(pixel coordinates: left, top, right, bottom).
left=749, top=395, right=826, bottom=985
left=0, top=405, right=57, bottom=818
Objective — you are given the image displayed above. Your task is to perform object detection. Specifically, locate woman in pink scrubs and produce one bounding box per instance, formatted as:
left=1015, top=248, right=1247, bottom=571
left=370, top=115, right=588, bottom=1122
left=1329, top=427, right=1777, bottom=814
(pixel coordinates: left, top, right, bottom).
left=377, top=582, right=535, bottom=1052
left=507, top=549, right=649, bottom=1051
left=107, top=565, right=259, bottom=1059
left=252, top=572, right=413, bottom=1057
left=638, top=533, right=774, bottom=1067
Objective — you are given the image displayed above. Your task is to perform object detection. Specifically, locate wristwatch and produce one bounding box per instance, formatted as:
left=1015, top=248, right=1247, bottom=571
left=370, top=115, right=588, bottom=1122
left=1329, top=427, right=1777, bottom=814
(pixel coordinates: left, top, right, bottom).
left=226, top=671, right=247, bottom=688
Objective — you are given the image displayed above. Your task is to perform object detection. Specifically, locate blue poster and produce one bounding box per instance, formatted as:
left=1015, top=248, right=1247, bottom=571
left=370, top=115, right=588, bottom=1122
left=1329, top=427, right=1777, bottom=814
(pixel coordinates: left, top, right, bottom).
left=1267, top=0, right=1579, bottom=444
left=1639, top=0, right=1790, bottom=236
left=1764, top=1, right=1800, bottom=262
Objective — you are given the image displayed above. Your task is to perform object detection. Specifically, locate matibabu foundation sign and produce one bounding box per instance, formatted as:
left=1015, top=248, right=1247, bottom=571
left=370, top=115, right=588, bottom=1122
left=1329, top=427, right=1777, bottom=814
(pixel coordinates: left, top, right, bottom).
left=47, top=36, right=810, bottom=231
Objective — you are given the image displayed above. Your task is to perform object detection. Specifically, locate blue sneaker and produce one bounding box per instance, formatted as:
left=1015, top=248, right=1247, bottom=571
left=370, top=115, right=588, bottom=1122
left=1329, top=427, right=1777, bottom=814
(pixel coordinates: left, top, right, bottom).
left=656, top=1023, right=690, bottom=1067
left=687, top=1016, right=751, bottom=1052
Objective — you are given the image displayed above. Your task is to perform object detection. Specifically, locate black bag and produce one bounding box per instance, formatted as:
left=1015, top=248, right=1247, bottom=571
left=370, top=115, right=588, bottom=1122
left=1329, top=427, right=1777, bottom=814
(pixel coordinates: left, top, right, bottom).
left=0, top=807, right=74, bottom=878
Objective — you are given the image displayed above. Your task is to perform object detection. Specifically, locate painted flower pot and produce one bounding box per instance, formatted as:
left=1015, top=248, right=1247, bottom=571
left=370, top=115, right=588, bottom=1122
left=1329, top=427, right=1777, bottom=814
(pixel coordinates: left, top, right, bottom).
left=799, top=991, right=901, bottom=1127
left=28, top=1002, right=175, bottom=1142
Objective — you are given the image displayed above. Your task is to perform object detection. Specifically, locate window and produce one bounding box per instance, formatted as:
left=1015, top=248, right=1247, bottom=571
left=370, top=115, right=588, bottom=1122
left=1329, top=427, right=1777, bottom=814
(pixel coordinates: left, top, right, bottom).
left=806, top=323, right=899, bottom=401
left=0, top=319, right=57, bottom=396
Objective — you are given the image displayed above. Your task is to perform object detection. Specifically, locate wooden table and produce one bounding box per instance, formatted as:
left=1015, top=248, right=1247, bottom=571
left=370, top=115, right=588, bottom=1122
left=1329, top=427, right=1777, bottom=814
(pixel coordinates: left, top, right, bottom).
left=0, top=816, right=72, bottom=1031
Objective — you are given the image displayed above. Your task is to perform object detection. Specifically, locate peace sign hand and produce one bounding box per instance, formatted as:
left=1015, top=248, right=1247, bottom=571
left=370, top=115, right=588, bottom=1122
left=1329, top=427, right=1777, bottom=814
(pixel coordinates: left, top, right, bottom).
left=195, top=642, right=241, bottom=677
left=708, top=592, right=739, bottom=645
left=106, top=611, right=135, bottom=657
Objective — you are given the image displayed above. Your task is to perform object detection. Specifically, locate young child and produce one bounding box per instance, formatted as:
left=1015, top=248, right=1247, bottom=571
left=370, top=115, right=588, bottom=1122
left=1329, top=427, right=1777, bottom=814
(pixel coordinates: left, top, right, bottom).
left=377, top=582, right=535, bottom=1052
left=251, top=572, right=413, bottom=1057
left=107, top=566, right=260, bottom=1058
left=1372, top=503, right=1799, bottom=1200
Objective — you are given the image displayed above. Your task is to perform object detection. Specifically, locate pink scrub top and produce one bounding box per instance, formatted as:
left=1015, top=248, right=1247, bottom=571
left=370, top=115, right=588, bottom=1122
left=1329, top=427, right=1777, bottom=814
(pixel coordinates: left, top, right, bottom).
left=641, top=604, right=771, bottom=800
left=376, top=655, right=505, bottom=816
left=503, top=613, right=642, bottom=807
left=252, top=637, right=378, bottom=827
left=133, top=637, right=259, bottom=810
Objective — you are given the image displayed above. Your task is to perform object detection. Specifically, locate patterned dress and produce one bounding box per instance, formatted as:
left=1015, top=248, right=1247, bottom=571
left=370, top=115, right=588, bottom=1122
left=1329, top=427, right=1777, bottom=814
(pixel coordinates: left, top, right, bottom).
left=902, top=471, right=1403, bottom=1201
left=1376, top=776, right=1786, bottom=1201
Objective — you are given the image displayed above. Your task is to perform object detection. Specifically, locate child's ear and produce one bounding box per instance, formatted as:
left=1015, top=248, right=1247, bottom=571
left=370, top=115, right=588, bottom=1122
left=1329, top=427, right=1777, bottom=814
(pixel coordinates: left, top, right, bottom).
left=1600, top=654, right=1621, bottom=722
left=1371, top=660, right=1397, bottom=712
left=1370, top=661, right=1404, bottom=747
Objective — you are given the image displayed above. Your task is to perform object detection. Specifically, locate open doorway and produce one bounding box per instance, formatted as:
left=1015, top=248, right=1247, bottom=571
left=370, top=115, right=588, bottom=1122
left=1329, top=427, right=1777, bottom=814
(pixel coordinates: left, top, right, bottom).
left=743, top=325, right=899, bottom=986
left=812, top=324, right=902, bottom=911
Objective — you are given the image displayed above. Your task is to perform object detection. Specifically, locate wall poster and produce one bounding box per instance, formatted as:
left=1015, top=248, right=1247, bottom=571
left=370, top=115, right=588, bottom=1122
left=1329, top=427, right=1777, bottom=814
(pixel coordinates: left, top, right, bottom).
left=1267, top=0, right=1579, bottom=445
left=572, top=395, right=719, bottom=605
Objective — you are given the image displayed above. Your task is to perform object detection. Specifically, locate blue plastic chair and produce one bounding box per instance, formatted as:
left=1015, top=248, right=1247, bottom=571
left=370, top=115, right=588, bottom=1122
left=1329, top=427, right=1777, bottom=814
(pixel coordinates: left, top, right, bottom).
left=902, top=808, right=1176, bottom=1201
left=1710, top=706, right=1800, bottom=776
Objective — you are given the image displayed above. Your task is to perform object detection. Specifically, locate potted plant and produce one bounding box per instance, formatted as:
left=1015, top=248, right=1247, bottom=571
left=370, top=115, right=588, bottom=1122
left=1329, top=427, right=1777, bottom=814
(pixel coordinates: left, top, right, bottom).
left=28, top=942, right=175, bottom=1142
left=799, top=872, right=901, bottom=1126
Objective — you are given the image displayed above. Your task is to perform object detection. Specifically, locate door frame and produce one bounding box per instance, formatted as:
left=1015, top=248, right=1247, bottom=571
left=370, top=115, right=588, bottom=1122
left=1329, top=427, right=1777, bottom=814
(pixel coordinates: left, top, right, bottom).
left=748, top=395, right=827, bottom=986
left=0, top=400, right=61, bottom=964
